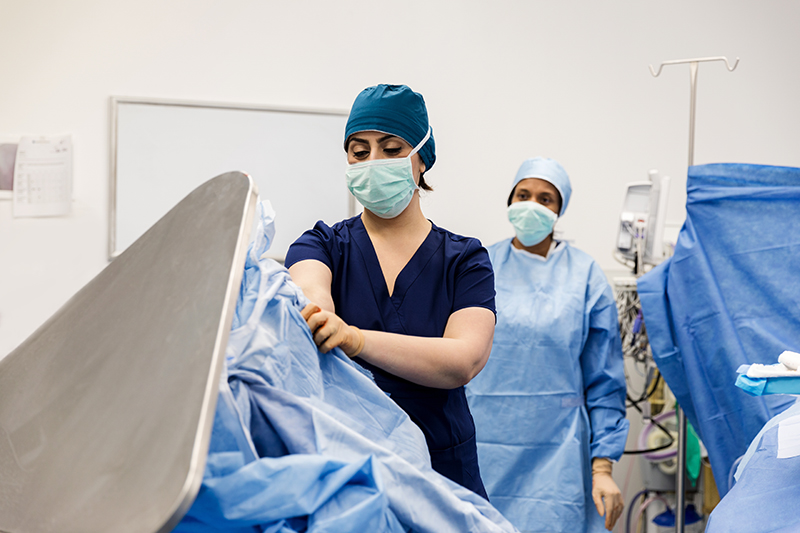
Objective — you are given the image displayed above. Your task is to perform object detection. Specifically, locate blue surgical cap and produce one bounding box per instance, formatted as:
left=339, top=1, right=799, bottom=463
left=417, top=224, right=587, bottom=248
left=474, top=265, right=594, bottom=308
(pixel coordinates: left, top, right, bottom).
left=344, top=84, right=436, bottom=171
left=512, top=157, right=572, bottom=216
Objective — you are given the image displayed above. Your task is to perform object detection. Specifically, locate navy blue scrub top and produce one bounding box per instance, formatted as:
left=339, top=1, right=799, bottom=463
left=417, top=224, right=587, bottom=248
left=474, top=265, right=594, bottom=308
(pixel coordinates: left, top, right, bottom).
left=285, top=216, right=495, bottom=498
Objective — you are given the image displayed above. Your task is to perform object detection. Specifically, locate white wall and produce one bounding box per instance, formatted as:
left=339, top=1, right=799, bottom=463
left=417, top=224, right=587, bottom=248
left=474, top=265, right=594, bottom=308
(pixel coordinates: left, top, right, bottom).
left=1, top=1, right=797, bottom=528
left=3, top=0, right=799, bottom=357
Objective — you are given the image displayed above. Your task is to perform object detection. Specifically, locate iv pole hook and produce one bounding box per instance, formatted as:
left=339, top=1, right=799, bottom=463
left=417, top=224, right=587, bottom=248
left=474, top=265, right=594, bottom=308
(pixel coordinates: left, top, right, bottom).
left=648, top=56, right=739, bottom=166
left=649, top=56, right=739, bottom=78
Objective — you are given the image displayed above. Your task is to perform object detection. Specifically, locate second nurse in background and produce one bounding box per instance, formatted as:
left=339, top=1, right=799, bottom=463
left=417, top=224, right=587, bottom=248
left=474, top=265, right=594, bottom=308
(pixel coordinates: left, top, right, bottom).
left=467, top=157, right=629, bottom=532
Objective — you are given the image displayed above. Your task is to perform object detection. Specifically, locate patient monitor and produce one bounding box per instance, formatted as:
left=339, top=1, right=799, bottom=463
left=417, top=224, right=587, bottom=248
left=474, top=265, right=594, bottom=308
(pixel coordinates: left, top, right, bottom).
left=616, top=170, right=670, bottom=269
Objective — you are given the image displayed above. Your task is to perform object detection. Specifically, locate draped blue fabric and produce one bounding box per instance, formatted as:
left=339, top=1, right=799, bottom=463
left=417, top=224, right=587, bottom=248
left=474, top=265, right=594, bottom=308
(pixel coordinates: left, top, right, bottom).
left=706, top=399, right=800, bottom=532
left=637, top=163, right=800, bottom=496
left=174, top=202, right=518, bottom=533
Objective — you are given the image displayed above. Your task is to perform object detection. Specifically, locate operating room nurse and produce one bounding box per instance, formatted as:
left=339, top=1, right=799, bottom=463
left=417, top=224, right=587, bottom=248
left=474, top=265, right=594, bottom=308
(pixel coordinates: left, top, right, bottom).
left=466, top=157, right=629, bottom=531
left=285, top=84, right=496, bottom=498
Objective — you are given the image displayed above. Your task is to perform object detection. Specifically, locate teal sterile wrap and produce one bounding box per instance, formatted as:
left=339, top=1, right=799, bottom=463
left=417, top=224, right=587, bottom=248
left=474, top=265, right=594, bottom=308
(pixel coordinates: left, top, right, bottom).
left=736, top=370, right=800, bottom=396
left=735, top=374, right=768, bottom=396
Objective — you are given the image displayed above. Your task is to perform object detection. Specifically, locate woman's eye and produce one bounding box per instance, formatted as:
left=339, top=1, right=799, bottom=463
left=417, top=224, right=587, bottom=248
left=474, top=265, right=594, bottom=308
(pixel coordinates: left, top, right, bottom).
left=384, top=147, right=402, bottom=156
left=353, top=150, right=369, bottom=159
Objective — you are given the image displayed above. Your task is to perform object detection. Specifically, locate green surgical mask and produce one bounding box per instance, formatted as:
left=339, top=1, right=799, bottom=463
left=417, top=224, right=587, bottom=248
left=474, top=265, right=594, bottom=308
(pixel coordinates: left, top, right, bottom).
left=345, top=128, right=430, bottom=219
left=508, top=201, right=558, bottom=246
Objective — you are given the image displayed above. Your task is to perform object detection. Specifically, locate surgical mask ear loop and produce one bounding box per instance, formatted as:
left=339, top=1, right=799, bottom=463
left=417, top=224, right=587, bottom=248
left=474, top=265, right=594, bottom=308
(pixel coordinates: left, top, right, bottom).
left=407, top=127, right=431, bottom=190
left=408, top=126, right=431, bottom=159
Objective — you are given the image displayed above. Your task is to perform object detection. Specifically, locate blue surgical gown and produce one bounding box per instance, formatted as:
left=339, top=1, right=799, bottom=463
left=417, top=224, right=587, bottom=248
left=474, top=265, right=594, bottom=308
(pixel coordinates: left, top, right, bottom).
left=285, top=215, right=496, bottom=498
left=467, top=239, right=629, bottom=533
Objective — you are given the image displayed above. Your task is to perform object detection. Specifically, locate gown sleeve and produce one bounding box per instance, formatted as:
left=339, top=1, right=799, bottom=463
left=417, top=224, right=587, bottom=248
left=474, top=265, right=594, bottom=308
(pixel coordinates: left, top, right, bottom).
left=580, top=263, right=629, bottom=461
left=284, top=220, right=336, bottom=270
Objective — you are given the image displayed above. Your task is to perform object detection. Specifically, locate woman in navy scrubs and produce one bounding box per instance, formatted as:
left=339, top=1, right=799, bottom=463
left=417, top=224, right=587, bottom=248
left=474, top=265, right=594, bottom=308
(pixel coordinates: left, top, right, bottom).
left=285, top=84, right=496, bottom=498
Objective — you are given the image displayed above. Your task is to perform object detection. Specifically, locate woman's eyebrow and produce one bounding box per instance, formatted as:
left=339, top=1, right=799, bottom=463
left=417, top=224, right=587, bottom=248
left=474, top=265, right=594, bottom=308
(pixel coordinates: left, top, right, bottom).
left=348, top=134, right=398, bottom=146
left=349, top=136, right=369, bottom=146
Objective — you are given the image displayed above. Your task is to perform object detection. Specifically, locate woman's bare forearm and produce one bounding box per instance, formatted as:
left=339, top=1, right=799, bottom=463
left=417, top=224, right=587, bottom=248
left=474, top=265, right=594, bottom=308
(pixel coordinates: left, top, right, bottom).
left=357, top=307, right=495, bottom=389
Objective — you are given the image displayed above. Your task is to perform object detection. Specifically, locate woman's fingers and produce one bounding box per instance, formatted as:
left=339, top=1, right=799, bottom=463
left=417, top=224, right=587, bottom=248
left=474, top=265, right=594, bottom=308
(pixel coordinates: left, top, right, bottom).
left=592, top=490, right=605, bottom=518
left=305, top=309, right=343, bottom=353
left=319, top=326, right=344, bottom=353
left=606, top=507, right=619, bottom=531
left=607, top=493, right=624, bottom=530
left=301, top=303, right=321, bottom=321
left=314, top=320, right=338, bottom=352
left=303, top=305, right=331, bottom=339
left=300, top=304, right=354, bottom=354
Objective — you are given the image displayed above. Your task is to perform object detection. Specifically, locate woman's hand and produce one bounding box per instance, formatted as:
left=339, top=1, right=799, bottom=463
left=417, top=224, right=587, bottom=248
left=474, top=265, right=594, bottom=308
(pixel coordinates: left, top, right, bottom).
left=301, top=303, right=365, bottom=357
left=591, top=457, right=624, bottom=531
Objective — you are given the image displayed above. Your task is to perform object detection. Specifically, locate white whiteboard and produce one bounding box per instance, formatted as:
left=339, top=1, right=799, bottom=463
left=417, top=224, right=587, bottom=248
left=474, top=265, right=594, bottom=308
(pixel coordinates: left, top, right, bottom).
left=110, top=97, right=351, bottom=260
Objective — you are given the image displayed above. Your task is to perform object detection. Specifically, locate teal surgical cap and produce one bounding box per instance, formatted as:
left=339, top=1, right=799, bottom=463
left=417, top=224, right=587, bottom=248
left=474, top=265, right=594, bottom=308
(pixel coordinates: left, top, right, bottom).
left=512, top=157, right=572, bottom=216
left=344, top=84, right=436, bottom=171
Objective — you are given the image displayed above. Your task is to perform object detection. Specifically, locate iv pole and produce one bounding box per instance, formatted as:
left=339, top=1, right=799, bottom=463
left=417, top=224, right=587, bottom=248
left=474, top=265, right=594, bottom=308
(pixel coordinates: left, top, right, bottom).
left=648, top=55, right=739, bottom=533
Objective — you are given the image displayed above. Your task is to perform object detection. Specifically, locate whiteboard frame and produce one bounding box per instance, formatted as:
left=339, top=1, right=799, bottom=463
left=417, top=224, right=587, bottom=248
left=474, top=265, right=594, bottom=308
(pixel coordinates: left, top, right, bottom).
left=109, top=96, right=353, bottom=260
left=0, top=134, right=18, bottom=201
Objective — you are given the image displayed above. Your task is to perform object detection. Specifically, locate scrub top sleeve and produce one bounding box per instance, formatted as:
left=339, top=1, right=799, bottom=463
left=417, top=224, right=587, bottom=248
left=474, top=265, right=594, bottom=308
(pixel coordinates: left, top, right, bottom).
left=580, top=269, right=629, bottom=461
left=452, top=240, right=496, bottom=315
left=284, top=220, right=336, bottom=270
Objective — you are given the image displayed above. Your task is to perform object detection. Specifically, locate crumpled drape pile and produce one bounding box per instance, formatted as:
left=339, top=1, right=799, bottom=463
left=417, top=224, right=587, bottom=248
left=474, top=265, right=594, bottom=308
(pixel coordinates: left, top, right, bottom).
left=174, top=202, right=518, bottom=533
